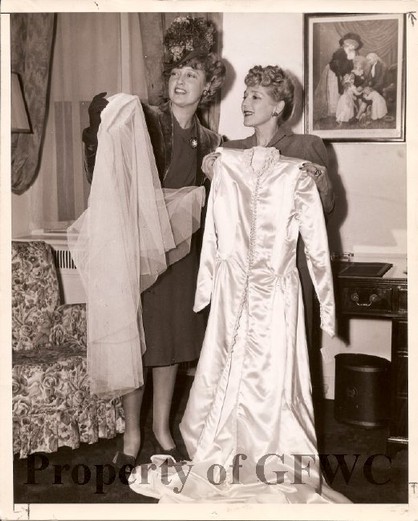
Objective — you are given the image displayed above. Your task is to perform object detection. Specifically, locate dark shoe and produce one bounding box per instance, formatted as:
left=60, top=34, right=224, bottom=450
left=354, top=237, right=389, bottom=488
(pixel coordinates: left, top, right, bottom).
left=112, top=451, right=137, bottom=481
left=113, top=451, right=137, bottom=466
left=151, top=434, right=188, bottom=463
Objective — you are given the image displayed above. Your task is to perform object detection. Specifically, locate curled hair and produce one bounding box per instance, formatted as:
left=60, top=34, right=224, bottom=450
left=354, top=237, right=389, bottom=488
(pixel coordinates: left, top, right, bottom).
left=366, top=52, right=384, bottom=64
left=167, top=51, right=226, bottom=106
left=245, top=65, right=294, bottom=122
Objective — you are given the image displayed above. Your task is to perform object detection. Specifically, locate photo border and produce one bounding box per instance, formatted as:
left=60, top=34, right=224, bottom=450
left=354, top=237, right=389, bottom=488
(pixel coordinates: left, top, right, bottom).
left=1, top=2, right=418, bottom=520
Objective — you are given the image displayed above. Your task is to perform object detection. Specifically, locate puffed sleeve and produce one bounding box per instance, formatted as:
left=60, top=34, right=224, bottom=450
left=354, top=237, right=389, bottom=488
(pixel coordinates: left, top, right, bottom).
left=295, top=171, right=335, bottom=337
left=193, top=157, right=221, bottom=312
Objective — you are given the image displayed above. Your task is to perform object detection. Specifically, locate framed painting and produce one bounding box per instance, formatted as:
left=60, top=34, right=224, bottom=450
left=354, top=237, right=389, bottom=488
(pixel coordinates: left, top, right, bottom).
left=304, top=13, right=405, bottom=141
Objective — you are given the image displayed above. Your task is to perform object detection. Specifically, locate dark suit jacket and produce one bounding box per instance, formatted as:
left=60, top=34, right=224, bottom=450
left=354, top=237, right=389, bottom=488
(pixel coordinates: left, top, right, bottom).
left=223, top=126, right=328, bottom=169
left=83, top=100, right=221, bottom=187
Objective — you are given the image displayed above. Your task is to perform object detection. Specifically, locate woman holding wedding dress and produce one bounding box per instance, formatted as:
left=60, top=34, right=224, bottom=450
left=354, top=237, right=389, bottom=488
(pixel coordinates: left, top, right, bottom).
left=129, top=65, right=349, bottom=503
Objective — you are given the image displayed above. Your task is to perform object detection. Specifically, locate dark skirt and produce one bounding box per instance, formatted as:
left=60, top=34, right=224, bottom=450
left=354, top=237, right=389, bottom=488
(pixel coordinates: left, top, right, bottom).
left=141, top=233, right=207, bottom=367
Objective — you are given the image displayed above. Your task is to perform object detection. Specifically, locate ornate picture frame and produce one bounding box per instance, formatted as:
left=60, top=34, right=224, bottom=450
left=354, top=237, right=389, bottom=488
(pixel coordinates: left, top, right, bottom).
left=304, top=13, right=405, bottom=141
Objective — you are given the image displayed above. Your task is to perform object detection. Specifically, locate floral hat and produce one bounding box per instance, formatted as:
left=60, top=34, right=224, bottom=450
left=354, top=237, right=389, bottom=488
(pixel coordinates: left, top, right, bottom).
left=163, top=16, right=216, bottom=69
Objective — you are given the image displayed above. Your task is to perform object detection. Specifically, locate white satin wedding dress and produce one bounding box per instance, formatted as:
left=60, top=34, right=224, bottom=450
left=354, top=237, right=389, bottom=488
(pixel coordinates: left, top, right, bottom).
left=129, top=146, right=350, bottom=503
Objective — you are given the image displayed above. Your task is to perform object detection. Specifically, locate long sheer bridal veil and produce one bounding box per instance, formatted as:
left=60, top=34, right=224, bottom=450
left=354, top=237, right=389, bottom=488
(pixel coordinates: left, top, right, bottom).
left=68, top=94, right=205, bottom=398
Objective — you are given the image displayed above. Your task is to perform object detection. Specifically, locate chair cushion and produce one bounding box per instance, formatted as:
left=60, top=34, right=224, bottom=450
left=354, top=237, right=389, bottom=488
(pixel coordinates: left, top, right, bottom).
left=49, top=304, right=87, bottom=348
left=12, top=241, right=61, bottom=351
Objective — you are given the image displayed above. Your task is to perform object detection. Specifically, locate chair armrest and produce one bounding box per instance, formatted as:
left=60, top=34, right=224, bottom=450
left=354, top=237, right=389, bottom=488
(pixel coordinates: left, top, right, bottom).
left=49, top=304, right=87, bottom=349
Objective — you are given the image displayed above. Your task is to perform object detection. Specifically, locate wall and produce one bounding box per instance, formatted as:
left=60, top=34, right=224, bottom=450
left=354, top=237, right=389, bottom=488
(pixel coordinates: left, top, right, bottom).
left=12, top=192, right=32, bottom=237
left=220, top=13, right=305, bottom=138
left=219, top=13, right=407, bottom=398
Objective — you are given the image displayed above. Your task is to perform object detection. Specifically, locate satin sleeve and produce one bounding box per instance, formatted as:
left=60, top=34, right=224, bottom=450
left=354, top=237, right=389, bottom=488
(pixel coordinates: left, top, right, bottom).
left=193, top=157, right=221, bottom=312
left=295, top=171, right=335, bottom=337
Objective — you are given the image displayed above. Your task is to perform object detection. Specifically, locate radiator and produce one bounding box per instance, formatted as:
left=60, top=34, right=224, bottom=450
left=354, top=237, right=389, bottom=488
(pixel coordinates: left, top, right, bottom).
left=53, top=248, right=77, bottom=270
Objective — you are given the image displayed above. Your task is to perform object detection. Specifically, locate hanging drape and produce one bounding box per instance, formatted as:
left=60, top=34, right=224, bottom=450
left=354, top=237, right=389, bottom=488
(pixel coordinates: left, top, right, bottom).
left=11, top=13, right=55, bottom=195
left=32, top=13, right=148, bottom=226
left=334, top=19, right=399, bottom=66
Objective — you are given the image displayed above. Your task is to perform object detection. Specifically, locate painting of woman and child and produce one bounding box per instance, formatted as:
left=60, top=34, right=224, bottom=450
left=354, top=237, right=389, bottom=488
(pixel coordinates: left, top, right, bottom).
left=305, top=13, right=405, bottom=141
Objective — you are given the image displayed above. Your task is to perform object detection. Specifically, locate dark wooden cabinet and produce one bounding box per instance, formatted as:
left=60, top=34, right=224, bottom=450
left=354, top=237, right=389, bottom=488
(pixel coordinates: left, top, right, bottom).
left=333, top=261, right=408, bottom=453
left=338, top=278, right=407, bottom=319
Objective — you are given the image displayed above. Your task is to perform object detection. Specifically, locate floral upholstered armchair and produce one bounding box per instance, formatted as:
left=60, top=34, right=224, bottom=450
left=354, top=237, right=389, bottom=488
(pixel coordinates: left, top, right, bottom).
left=12, top=241, right=124, bottom=458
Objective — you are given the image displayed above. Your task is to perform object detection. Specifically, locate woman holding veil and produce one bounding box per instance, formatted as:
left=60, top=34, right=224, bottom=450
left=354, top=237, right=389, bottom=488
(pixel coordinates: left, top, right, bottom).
left=79, top=16, right=226, bottom=468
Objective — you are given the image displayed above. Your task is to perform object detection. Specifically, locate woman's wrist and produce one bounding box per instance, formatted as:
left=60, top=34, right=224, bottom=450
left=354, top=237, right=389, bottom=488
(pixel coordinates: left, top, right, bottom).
left=82, top=126, right=98, bottom=147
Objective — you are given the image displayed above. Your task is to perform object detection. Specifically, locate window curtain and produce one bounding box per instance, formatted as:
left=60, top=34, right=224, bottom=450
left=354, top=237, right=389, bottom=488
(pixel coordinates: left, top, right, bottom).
left=36, top=13, right=148, bottom=225
left=11, top=13, right=55, bottom=195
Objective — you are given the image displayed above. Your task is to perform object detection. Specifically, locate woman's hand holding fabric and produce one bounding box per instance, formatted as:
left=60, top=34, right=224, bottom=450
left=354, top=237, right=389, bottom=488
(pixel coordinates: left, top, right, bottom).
left=299, top=162, right=335, bottom=215
left=202, top=152, right=220, bottom=181
left=88, top=92, right=109, bottom=131
left=82, top=92, right=109, bottom=180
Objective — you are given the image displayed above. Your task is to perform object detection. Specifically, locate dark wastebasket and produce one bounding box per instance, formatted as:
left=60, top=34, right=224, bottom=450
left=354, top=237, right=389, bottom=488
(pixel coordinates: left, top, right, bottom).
left=334, top=353, right=391, bottom=428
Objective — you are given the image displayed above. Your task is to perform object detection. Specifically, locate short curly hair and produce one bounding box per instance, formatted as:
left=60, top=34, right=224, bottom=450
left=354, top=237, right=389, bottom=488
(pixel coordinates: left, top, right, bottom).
left=245, top=65, right=294, bottom=122
left=166, top=51, right=226, bottom=106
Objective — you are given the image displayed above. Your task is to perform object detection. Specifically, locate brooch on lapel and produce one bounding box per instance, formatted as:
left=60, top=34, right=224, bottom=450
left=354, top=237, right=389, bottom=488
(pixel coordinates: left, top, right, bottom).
left=189, top=137, right=198, bottom=149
